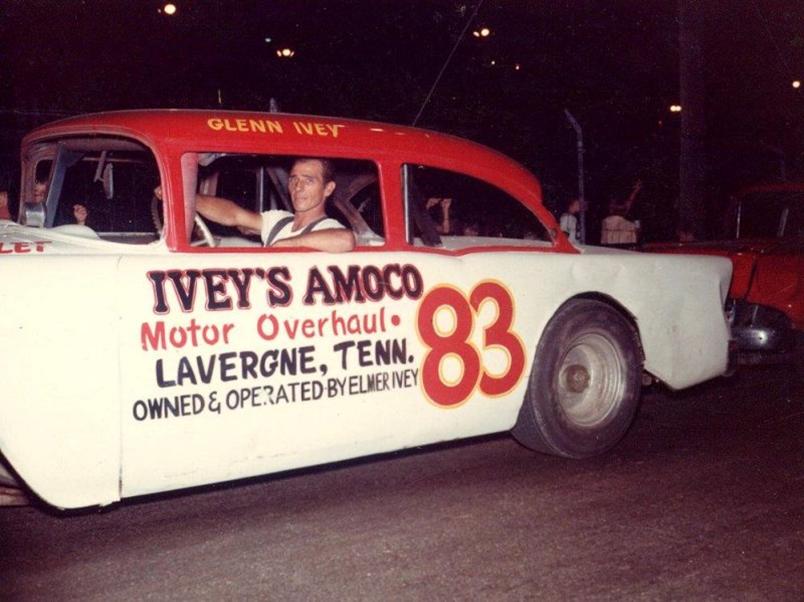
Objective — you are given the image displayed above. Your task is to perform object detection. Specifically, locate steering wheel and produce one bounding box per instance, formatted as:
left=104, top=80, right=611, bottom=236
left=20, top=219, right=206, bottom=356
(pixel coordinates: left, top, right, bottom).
left=150, top=195, right=217, bottom=247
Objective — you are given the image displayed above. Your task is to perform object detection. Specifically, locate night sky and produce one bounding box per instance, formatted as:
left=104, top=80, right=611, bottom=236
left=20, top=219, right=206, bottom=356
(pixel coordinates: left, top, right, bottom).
left=1, top=0, right=802, bottom=239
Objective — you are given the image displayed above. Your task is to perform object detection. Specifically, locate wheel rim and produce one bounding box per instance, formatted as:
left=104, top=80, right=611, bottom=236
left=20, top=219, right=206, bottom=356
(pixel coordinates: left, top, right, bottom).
left=557, top=332, right=627, bottom=428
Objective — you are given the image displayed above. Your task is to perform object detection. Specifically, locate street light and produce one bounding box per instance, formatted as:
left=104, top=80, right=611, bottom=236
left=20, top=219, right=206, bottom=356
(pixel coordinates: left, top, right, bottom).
left=793, top=80, right=801, bottom=89
left=472, top=27, right=491, bottom=38
left=670, top=104, right=682, bottom=113
left=162, top=3, right=177, bottom=15
left=276, top=48, right=295, bottom=58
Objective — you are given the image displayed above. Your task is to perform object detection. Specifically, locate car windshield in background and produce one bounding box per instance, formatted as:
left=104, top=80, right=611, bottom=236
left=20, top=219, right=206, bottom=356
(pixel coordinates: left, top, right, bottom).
left=737, top=191, right=804, bottom=240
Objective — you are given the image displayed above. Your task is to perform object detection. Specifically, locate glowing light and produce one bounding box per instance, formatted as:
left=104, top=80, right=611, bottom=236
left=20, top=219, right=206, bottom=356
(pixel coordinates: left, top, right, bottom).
left=670, top=104, right=682, bottom=113
left=472, top=27, right=491, bottom=38
left=514, top=63, right=521, bottom=71
left=163, top=3, right=177, bottom=15
left=276, top=48, right=295, bottom=58
left=793, top=80, right=801, bottom=89
left=264, top=37, right=272, bottom=44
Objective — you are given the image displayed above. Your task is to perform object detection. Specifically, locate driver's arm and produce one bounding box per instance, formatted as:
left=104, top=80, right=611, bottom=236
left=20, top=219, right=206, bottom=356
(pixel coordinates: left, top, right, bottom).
left=195, top=194, right=263, bottom=232
left=154, top=185, right=263, bottom=233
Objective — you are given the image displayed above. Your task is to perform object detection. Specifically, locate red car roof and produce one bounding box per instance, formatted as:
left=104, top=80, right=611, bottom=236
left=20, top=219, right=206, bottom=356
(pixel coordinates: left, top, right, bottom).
left=24, top=109, right=546, bottom=211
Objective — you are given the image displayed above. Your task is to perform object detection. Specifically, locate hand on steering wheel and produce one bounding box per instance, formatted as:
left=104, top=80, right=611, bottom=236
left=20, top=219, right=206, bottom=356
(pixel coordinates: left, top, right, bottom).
left=151, top=187, right=217, bottom=247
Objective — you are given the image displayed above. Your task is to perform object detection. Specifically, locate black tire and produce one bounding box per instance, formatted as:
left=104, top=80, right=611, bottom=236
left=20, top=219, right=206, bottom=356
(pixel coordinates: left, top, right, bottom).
left=512, top=299, right=643, bottom=458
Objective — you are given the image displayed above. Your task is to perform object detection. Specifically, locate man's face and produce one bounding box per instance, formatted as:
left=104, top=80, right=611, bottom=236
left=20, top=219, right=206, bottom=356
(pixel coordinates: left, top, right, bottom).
left=288, top=160, right=335, bottom=214
left=33, top=181, right=47, bottom=204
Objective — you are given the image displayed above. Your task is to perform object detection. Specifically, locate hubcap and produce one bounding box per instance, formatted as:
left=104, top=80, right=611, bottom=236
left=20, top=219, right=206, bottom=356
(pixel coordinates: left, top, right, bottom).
left=563, top=364, right=590, bottom=393
left=557, top=332, right=626, bottom=428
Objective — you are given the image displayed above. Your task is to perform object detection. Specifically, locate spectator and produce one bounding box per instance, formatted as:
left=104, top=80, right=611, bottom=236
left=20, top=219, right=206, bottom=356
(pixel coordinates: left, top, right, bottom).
left=73, top=204, right=89, bottom=226
left=601, top=180, right=642, bottom=246
left=33, top=179, right=48, bottom=204
left=426, top=197, right=452, bottom=234
left=463, top=222, right=480, bottom=237
left=677, top=218, right=696, bottom=242
left=559, top=198, right=581, bottom=244
left=0, top=190, right=11, bottom=220
left=29, top=178, right=104, bottom=229
left=601, top=211, right=638, bottom=245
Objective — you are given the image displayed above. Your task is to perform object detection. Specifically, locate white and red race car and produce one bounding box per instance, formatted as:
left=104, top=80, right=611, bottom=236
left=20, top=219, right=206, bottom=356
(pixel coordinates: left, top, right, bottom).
left=0, top=110, right=732, bottom=510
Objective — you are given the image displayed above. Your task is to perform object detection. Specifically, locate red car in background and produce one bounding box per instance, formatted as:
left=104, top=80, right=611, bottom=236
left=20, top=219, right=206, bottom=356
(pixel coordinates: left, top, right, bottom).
left=650, top=183, right=803, bottom=365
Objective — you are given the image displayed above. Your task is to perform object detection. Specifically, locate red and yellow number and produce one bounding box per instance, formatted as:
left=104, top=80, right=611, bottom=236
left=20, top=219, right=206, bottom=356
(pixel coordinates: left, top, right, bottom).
left=418, top=286, right=481, bottom=406
left=416, top=281, right=526, bottom=407
left=470, top=282, right=526, bottom=397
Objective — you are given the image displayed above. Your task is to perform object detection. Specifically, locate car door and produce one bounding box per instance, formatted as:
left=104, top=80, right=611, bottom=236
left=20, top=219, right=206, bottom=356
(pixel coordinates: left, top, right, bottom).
left=116, top=154, right=460, bottom=498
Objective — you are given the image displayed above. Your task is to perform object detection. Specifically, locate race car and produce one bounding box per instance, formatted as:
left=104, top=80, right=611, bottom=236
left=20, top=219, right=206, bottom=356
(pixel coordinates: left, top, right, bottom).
left=648, top=183, right=802, bottom=365
left=0, top=110, right=732, bottom=509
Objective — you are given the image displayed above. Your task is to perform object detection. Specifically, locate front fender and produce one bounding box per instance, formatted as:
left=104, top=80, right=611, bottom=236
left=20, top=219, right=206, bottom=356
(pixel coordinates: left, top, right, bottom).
left=0, top=255, right=122, bottom=509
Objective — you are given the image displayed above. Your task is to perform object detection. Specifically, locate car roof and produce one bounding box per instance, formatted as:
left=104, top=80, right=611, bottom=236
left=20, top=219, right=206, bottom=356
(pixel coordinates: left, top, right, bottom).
left=23, top=109, right=544, bottom=205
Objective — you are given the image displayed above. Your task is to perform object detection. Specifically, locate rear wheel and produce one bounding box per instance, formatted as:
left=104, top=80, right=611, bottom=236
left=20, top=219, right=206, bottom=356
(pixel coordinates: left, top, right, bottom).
left=512, top=299, right=642, bottom=458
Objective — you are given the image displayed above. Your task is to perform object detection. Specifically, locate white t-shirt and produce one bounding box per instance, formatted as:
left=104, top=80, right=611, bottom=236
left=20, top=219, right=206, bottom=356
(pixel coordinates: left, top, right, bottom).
left=600, top=215, right=637, bottom=245
left=559, top=212, right=579, bottom=244
left=259, top=210, right=344, bottom=246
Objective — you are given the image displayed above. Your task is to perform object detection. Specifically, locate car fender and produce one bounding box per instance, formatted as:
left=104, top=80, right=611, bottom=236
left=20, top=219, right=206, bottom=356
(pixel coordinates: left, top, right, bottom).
left=0, top=255, right=122, bottom=509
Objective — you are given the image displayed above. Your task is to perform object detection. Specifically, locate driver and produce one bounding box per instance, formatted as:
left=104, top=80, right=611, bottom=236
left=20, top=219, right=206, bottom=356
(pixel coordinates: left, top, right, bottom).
left=158, top=157, right=355, bottom=252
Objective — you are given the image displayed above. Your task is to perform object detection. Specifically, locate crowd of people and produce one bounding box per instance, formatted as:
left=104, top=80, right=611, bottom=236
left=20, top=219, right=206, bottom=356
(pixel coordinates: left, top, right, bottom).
left=558, top=178, right=695, bottom=247
left=558, top=180, right=643, bottom=247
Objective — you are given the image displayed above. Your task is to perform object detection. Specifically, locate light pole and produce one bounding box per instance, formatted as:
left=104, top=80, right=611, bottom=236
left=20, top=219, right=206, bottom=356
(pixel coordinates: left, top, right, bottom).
left=564, top=109, right=586, bottom=244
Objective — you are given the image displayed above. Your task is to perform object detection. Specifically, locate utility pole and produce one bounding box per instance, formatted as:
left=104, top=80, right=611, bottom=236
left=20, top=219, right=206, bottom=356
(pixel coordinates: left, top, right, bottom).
left=564, top=109, right=586, bottom=243
left=679, top=0, right=706, bottom=238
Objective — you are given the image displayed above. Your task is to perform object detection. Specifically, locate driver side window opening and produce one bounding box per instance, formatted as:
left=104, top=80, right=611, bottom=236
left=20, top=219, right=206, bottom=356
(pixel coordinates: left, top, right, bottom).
left=403, top=164, right=550, bottom=249
left=185, top=153, right=384, bottom=249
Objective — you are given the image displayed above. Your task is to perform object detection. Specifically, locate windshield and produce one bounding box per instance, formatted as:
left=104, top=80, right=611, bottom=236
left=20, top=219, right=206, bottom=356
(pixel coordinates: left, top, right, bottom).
left=735, top=190, right=804, bottom=240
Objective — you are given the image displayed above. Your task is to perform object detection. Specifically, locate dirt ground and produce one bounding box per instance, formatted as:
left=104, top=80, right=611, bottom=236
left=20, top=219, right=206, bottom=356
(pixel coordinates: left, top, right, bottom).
left=1, top=366, right=802, bottom=600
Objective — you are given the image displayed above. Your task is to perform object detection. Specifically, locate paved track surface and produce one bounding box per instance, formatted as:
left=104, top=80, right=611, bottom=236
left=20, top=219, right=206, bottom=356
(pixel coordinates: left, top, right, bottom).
left=1, top=366, right=802, bottom=600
